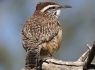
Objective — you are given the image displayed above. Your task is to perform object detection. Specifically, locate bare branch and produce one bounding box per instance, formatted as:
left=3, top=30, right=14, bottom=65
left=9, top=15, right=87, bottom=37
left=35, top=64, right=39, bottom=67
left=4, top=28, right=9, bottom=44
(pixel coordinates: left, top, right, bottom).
left=21, top=43, right=95, bottom=70
left=83, top=42, right=95, bottom=70
left=78, top=44, right=91, bottom=62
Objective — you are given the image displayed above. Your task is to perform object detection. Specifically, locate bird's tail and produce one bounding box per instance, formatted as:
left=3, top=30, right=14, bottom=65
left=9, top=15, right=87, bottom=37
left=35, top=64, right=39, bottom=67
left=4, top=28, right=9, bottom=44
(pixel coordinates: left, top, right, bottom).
left=25, top=46, right=41, bottom=70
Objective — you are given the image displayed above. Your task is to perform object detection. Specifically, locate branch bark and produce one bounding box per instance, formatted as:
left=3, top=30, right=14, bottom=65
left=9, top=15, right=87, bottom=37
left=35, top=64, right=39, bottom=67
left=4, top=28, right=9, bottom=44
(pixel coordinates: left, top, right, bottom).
left=21, top=43, right=95, bottom=70
left=83, top=42, right=95, bottom=70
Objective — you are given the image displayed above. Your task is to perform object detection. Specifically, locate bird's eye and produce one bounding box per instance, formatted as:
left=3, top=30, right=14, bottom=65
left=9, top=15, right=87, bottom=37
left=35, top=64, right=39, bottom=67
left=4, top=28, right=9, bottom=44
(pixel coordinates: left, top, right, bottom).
left=52, top=7, right=56, bottom=9
left=49, top=7, right=56, bottom=9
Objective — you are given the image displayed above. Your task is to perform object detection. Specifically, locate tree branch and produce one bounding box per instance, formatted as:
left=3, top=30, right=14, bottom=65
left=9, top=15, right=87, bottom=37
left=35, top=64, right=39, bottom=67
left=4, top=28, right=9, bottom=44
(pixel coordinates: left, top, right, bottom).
left=83, top=42, right=95, bottom=70
left=21, top=43, right=95, bottom=70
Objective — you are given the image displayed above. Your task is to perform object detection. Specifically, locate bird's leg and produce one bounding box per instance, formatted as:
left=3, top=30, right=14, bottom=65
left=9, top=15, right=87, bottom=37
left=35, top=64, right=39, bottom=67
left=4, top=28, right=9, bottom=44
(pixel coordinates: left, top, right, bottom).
left=41, top=49, right=53, bottom=62
left=41, top=49, right=53, bottom=57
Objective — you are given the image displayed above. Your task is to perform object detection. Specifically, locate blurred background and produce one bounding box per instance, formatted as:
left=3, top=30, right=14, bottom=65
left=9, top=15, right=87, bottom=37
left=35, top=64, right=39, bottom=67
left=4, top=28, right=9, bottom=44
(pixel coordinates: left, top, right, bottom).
left=0, top=0, right=95, bottom=70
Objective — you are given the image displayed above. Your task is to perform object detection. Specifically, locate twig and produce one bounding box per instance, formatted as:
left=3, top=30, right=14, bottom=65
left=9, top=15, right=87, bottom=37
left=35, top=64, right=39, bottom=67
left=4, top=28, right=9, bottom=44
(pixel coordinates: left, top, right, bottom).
left=83, top=42, right=95, bottom=70
left=77, top=44, right=91, bottom=62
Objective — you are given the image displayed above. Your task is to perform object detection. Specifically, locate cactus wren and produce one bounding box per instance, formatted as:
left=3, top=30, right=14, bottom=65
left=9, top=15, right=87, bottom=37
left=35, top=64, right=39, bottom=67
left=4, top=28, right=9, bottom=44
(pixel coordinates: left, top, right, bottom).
left=21, top=2, right=71, bottom=69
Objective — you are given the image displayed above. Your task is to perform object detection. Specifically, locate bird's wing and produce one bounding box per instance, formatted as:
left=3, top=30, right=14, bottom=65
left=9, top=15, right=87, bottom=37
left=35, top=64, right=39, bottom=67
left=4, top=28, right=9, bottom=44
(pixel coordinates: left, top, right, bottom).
left=21, top=16, right=62, bottom=49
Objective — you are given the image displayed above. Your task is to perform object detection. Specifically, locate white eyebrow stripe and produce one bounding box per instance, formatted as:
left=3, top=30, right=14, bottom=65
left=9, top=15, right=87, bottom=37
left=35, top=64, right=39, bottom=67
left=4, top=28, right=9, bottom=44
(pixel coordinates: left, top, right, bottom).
left=41, top=5, right=58, bottom=12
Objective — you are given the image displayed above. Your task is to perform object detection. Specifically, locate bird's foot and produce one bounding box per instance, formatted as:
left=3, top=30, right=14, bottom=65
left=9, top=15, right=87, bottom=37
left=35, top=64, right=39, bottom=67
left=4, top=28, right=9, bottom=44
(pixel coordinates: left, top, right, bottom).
left=43, top=56, right=53, bottom=62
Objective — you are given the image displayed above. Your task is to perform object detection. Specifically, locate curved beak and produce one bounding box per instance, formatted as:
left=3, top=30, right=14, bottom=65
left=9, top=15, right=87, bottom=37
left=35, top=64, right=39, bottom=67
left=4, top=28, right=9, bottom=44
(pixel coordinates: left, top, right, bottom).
left=61, top=5, right=72, bottom=8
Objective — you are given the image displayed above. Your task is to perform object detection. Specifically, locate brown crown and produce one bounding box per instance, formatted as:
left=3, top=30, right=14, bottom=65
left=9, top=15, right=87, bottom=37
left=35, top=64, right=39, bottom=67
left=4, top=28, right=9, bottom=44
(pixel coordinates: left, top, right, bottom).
left=36, top=2, right=59, bottom=11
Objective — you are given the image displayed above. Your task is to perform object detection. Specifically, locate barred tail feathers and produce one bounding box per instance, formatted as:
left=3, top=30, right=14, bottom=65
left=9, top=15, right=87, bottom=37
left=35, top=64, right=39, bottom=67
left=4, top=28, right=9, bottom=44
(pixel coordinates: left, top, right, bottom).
left=25, top=46, right=41, bottom=69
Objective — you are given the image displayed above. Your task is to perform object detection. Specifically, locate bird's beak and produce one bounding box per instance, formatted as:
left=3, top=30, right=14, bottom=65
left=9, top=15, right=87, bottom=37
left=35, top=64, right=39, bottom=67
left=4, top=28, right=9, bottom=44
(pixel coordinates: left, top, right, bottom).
left=61, top=5, right=72, bottom=8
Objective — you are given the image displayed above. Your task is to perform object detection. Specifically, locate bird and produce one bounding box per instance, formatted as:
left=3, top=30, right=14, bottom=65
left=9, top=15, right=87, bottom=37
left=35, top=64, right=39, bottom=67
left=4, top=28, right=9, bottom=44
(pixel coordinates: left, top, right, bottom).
left=21, top=2, right=71, bottom=69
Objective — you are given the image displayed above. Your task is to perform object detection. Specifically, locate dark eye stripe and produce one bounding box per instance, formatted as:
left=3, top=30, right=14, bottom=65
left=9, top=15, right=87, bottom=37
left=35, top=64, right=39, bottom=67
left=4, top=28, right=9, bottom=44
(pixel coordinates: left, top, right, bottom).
left=44, top=7, right=56, bottom=12
left=52, top=7, right=56, bottom=9
left=48, top=7, right=56, bottom=9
